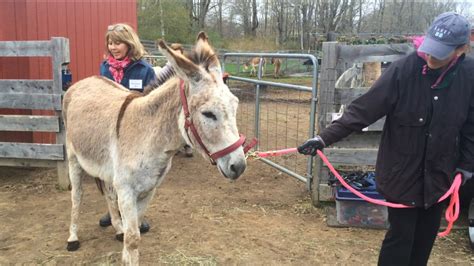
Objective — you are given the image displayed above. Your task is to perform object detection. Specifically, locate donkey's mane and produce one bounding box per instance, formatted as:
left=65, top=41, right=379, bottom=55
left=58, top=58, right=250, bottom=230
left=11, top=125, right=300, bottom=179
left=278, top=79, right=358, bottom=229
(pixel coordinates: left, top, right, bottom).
left=116, top=77, right=183, bottom=137
left=144, top=45, right=219, bottom=94
left=188, top=50, right=219, bottom=72
left=116, top=92, right=142, bottom=137
left=116, top=41, right=219, bottom=137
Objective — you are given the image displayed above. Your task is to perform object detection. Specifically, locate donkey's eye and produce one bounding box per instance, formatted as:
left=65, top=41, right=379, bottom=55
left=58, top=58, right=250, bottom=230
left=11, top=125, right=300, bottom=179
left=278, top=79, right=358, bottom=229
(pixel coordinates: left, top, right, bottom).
left=202, top=111, right=217, bottom=120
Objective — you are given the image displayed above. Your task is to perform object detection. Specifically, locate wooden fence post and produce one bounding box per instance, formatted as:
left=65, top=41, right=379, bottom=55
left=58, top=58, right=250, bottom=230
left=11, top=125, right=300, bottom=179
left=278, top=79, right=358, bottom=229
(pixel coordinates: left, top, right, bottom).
left=51, top=37, right=70, bottom=189
left=312, top=42, right=339, bottom=205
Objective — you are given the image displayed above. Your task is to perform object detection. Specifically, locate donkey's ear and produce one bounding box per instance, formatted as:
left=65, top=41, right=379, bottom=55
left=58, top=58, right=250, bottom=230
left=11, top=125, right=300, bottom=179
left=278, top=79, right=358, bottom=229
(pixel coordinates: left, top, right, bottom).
left=196, top=31, right=208, bottom=42
left=194, top=32, right=222, bottom=75
left=158, top=40, right=202, bottom=82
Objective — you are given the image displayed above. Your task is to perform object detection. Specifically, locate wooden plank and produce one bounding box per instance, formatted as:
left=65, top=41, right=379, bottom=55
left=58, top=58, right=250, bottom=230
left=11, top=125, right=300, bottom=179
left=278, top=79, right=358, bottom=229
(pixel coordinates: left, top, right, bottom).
left=318, top=42, right=339, bottom=131
left=319, top=167, right=331, bottom=183
left=326, top=113, right=385, bottom=131
left=0, top=79, right=54, bottom=94
left=332, top=132, right=382, bottom=148
left=324, top=148, right=378, bottom=166
left=364, top=119, right=385, bottom=131
left=51, top=38, right=70, bottom=94
left=56, top=113, right=69, bottom=189
left=0, top=115, right=59, bottom=132
left=338, top=43, right=413, bottom=63
left=0, top=41, right=52, bottom=57
left=0, top=142, right=64, bottom=160
left=0, top=93, right=62, bottom=110
left=334, top=87, right=369, bottom=105
left=0, top=158, right=57, bottom=168
left=318, top=183, right=334, bottom=202
left=352, top=54, right=408, bottom=64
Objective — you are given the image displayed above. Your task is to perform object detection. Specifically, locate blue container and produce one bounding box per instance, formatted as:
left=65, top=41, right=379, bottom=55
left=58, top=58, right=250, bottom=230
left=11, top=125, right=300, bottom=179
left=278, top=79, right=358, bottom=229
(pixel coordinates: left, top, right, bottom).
left=335, top=186, right=389, bottom=228
left=336, top=186, right=385, bottom=201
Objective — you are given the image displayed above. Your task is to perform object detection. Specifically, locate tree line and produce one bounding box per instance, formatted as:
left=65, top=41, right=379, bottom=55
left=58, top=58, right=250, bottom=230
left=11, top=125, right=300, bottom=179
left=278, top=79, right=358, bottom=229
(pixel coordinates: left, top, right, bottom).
left=138, top=0, right=473, bottom=51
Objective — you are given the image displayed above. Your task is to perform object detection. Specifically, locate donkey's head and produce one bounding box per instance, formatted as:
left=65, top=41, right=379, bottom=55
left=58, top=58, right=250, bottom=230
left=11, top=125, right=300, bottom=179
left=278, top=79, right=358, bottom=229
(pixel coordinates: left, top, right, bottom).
left=158, top=32, right=246, bottom=180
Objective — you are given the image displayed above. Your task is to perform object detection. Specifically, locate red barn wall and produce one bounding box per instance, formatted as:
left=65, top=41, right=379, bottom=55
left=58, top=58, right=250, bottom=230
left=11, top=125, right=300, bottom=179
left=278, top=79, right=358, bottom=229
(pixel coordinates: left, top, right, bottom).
left=0, top=0, right=137, bottom=143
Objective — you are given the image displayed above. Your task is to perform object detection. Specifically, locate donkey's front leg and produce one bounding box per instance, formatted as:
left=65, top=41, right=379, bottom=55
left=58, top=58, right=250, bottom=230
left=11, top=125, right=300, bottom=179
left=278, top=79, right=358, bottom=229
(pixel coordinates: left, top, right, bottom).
left=117, top=188, right=140, bottom=265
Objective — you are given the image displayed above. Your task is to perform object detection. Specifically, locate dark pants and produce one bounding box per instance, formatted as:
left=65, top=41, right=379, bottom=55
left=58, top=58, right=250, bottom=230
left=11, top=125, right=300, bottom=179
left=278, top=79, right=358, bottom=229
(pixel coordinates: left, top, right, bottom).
left=378, top=203, right=444, bottom=266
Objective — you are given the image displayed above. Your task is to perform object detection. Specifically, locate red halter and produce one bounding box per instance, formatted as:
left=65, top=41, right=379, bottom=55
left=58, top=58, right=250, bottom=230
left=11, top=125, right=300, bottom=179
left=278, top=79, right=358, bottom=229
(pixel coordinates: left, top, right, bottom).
left=179, top=80, right=257, bottom=164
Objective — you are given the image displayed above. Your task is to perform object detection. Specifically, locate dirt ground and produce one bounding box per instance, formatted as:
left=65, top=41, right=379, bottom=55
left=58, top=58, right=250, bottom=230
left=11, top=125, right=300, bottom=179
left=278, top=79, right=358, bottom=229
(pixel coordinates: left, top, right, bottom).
left=0, top=153, right=473, bottom=265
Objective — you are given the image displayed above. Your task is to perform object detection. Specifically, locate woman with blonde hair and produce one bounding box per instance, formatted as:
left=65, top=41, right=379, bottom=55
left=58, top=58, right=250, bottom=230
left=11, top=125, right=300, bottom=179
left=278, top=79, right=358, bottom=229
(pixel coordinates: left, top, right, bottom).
left=98, top=23, right=156, bottom=233
left=100, top=23, right=156, bottom=92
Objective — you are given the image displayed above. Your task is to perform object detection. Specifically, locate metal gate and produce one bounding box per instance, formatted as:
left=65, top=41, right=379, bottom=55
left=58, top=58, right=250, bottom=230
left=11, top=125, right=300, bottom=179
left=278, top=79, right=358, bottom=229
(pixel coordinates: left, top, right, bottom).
left=222, top=53, right=318, bottom=191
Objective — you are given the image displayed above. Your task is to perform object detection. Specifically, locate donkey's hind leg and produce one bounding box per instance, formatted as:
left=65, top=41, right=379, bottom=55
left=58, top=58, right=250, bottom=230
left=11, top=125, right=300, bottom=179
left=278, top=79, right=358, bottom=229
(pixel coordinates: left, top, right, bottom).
left=66, top=155, right=85, bottom=251
left=116, top=186, right=140, bottom=265
left=103, top=184, right=124, bottom=241
left=136, top=187, right=156, bottom=233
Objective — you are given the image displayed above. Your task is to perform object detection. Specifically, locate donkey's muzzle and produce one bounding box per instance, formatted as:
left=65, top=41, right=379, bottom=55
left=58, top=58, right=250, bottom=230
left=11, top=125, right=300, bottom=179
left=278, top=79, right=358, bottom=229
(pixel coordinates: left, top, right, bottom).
left=228, top=161, right=246, bottom=179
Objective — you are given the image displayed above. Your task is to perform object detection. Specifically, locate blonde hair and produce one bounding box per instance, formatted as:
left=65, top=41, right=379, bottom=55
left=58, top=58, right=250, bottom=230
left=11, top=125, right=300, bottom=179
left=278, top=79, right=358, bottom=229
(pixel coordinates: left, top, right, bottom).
left=105, top=23, right=146, bottom=61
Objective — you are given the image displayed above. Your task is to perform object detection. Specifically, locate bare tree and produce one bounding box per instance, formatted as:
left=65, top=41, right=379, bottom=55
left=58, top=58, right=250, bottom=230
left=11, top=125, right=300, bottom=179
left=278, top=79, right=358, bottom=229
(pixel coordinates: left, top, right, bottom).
left=274, top=0, right=286, bottom=45
left=187, top=0, right=211, bottom=30
left=378, top=0, right=385, bottom=33
left=317, top=0, right=350, bottom=34
left=299, top=0, right=316, bottom=50
left=216, top=0, right=225, bottom=36
left=251, top=0, right=259, bottom=37
left=231, top=0, right=259, bottom=37
left=357, top=0, right=364, bottom=33
left=264, top=0, right=269, bottom=34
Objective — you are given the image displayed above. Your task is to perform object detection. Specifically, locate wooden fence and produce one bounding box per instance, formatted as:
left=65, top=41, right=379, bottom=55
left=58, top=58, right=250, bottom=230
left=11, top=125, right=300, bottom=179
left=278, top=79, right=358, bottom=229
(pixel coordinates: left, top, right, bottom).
left=0, top=37, right=70, bottom=189
left=313, top=41, right=414, bottom=203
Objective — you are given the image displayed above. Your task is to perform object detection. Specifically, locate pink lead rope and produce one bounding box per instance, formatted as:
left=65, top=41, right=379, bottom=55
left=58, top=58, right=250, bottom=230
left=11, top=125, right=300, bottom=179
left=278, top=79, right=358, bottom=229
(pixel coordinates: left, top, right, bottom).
left=255, top=148, right=462, bottom=237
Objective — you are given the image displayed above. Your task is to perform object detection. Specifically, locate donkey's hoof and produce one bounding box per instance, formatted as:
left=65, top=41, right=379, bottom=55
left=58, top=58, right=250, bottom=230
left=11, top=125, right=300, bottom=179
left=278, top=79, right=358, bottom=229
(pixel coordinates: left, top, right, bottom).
left=67, top=241, right=80, bottom=251
left=116, top=233, right=124, bottom=242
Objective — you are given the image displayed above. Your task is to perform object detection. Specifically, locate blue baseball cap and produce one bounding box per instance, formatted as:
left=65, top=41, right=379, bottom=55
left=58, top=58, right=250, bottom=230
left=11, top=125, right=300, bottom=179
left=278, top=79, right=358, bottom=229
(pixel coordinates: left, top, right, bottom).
left=419, top=12, right=471, bottom=60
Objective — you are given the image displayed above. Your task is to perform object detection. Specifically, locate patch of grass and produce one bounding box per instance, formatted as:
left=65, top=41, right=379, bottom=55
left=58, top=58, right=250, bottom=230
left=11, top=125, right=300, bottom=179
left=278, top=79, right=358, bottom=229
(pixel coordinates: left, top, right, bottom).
left=263, top=76, right=314, bottom=86
left=221, top=63, right=241, bottom=75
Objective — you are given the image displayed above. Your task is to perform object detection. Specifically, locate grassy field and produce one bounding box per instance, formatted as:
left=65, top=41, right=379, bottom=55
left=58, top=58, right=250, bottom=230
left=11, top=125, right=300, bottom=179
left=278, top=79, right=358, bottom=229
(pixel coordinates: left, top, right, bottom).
left=222, top=58, right=314, bottom=75
left=223, top=59, right=316, bottom=87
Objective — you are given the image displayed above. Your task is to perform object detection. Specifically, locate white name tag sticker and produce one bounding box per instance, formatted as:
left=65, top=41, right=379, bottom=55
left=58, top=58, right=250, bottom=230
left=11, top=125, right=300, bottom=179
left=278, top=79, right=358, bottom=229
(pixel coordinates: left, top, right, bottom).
left=129, top=79, right=143, bottom=89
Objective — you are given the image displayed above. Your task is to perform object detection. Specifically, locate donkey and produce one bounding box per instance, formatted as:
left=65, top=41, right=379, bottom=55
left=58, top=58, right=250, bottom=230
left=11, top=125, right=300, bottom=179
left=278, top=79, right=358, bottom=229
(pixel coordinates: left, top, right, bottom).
left=243, top=57, right=265, bottom=76
left=63, top=32, right=247, bottom=265
left=270, top=58, right=282, bottom=78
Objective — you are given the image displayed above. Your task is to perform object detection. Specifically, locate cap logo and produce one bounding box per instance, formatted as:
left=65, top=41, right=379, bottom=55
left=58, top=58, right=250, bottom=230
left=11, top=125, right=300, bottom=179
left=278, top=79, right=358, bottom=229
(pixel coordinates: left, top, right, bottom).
left=432, top=26, right=452, bottom=40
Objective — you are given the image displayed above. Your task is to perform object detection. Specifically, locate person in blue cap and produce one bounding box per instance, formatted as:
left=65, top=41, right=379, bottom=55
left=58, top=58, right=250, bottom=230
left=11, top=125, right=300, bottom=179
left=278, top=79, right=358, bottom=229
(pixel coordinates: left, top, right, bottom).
left=298, top=12, right=472, bottom=265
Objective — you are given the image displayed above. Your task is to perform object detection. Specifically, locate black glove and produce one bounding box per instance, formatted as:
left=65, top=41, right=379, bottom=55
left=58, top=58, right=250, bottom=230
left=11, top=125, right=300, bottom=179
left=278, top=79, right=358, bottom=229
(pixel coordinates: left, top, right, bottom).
left=455, top=168, right=473, bottom=185
left=297, top=135, right=325, bottom=156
